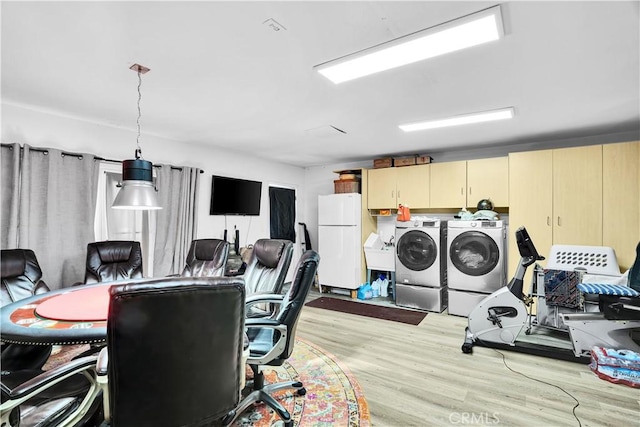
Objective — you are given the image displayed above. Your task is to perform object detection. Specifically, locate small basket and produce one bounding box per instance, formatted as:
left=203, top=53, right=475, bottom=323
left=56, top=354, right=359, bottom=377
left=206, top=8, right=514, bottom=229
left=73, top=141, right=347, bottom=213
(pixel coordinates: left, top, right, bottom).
left=334, top=179, right=360, bottom=194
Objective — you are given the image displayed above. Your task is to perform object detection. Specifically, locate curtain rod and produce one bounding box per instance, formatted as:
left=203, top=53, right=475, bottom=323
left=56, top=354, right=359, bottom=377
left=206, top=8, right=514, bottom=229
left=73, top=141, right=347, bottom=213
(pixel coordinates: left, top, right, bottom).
left=1, top=144, right=203, bottom=173
left=2, top=144, right=85, bottom=158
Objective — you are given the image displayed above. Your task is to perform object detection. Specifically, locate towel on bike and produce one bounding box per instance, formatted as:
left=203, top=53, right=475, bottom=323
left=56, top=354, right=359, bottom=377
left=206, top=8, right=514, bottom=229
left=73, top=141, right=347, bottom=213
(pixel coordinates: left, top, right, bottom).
left=544, top=269, right=581, bottom=308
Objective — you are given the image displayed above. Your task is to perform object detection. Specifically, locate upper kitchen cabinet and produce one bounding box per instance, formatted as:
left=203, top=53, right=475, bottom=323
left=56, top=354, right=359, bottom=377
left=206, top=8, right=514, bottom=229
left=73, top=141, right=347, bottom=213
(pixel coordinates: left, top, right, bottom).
left=367, top=167, right=397, bottom=209
left=396, top=164, right=430, bottom=208
left=602, top=141, right=640, bottom=271
left=429, top=160, right=467, bottom=208
left=466, top=157, right=509, bottom=208
left=367, top=165, right=430, bottom=210
left=430, top=157, right=508, bottom=209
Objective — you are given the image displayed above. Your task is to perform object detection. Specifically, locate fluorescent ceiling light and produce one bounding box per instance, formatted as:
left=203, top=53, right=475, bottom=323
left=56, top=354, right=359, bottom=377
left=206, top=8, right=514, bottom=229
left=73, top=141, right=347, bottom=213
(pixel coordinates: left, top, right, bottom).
left=399, top=108, right=515, bottom=132
left=315, top=6, right=504, bottom=84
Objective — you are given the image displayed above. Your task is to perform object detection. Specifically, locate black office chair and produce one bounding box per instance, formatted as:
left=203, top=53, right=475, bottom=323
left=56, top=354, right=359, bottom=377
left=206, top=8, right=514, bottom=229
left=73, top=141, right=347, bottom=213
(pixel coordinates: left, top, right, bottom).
left=231, top=250, right=320, bottom=427
left=96, top=276, right=246, bottom=426
left=0, top=355, right=101, bottom=427
left=1, top=249, right=53, bottom=371
left=242, top=239, right=294, bottom=317
left=84, top=240, right=143, bottom=284
left=180, top=238, right=229, bottom=277
left=0, top=276, right=247, bottom=427
left=242, top=239, right=294, bottom=295
left=599, top=241, right=640, bottom=320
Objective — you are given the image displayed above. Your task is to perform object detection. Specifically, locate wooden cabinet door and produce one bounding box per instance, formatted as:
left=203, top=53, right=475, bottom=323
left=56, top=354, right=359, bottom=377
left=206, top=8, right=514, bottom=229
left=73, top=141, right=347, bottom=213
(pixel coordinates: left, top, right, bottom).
left=508, top=150, right=553, bottom=278
left=396, top=164, right=430, bottom=208
left=466, top=157, right=509, bottom=208
left=552, top=145, right=603, bottom=246
left=603, top=141, right=640, bottom=270
left=367, top=167, right=397, bottom=209
left=430, top=161, right=467, bottom=208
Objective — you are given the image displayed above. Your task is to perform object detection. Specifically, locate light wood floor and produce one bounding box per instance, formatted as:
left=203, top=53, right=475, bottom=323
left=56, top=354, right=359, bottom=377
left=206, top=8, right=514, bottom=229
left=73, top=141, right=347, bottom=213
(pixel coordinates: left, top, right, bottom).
left=296, top=294, right=640, bottom=427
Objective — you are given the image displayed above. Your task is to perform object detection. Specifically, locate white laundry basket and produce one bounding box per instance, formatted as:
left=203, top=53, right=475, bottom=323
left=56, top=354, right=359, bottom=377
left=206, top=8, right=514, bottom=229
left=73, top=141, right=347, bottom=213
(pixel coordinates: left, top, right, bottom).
left=546, top=245, right=620, bottom=276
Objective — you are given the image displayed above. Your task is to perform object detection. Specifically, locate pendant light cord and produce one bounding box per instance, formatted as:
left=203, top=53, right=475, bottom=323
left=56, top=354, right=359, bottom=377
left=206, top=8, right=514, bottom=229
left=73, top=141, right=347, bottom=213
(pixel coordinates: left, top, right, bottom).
left=135, top=70, right=143, bottom=160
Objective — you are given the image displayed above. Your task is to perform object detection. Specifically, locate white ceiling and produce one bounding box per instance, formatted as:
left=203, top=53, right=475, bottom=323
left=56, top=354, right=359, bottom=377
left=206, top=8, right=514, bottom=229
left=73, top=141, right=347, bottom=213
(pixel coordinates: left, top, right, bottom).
left=2, top=1, right=639, bottom=167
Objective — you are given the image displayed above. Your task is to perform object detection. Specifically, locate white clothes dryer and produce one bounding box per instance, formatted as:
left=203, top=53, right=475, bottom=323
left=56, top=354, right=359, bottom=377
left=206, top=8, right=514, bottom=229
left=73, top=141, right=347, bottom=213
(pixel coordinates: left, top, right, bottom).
left=447, top=220, right=507, bottom=293
left=395, top=218, right=446, bottom=288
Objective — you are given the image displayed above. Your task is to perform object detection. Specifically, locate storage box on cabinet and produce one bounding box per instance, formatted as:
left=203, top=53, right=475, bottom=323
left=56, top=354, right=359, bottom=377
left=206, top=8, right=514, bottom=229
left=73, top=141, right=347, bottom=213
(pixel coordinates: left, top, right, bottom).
left=373, top=157, right=394, bottom=168
left=394, top=156, right=417, bottom=167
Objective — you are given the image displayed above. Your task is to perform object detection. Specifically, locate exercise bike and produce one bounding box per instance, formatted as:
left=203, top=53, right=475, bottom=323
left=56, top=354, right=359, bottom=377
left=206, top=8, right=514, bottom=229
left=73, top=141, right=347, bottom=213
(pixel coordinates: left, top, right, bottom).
left=462, top=226, right=640, bottom=363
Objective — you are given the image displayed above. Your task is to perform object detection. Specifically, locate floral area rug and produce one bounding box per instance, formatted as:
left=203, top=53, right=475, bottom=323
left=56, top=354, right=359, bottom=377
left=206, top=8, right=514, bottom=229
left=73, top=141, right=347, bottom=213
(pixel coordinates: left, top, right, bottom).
left=234, top=337, right=370, bottom=426
left=44, top=338, right=370, bottom=427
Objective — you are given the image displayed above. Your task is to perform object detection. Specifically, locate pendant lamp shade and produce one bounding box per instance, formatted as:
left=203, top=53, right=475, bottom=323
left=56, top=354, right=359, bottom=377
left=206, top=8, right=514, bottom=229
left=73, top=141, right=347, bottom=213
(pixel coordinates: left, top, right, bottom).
left=111, top=63, right=162, bottom=210
left=112, top=159, right=162, bottom=210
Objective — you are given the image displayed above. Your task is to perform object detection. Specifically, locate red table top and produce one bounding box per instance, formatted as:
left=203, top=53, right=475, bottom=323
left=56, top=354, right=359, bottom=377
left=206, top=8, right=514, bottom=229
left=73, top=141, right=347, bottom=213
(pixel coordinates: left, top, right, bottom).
left=35, top=285, right=111, bottom=321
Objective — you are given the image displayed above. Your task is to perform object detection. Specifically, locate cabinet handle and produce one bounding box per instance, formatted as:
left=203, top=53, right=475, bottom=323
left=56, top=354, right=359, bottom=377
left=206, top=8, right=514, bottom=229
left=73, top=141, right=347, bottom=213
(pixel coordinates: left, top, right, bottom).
left=469, top=187, right=472, bottom=195
left=391, top=190, right=394, bottom=199
left=461, top=187, right=464, bottom=195
left=557, top=217, right=561, bottom=226
left=397, top=190, right=401, bottom=198
left=547, top=216, right=550, bottom=226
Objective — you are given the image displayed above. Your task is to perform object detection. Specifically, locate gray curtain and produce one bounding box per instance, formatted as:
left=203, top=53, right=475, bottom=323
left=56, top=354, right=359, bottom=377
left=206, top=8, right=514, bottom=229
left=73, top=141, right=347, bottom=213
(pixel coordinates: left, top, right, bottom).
left=18, top=145, right=100, bottom=288
left=153, top=165, right=200, bottom=276
left=1, top=143, right=21, bottom=249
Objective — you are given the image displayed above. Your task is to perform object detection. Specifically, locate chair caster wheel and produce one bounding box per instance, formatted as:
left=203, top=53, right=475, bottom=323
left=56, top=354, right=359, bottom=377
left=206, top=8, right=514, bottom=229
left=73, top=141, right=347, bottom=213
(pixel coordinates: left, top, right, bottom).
left=221, top=410, right=236, bottom=426
left=297, top=387, right=307, bottom=396
left=461, top=343, right=473, bottom=354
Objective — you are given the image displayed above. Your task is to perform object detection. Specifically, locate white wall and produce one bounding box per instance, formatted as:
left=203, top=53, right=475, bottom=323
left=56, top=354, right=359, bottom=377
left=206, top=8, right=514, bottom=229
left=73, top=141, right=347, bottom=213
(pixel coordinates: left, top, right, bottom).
left=2, top=102, right=306, bottom=254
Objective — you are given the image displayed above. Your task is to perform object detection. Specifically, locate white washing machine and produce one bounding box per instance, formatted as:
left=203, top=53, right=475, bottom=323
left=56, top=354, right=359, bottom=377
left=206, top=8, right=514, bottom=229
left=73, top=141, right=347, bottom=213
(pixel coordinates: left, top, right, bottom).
left=394, top=218, right=447, bottom=312
left=447, top=220, right=507, bottom=316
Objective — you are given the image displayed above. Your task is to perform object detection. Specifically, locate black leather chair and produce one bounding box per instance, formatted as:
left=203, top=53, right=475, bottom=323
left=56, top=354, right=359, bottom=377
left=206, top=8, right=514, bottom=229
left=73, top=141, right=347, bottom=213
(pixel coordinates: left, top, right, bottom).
left=232, top=250, right=320, bottom=427
left=0, top=355, right=101, bottom=427
left=242, top=239, right=294, bottom=296
left=1, top=249, right=52, bottom=371
left=599, top=241, right=640, bottom=319
left=95, top=276, right=246, bottom=426
left=180, top=238, right=229, bottom=277
left=1, top=276, right=247, bottom=427
left=84, top=241, right=143, bottom=284
left=241, top=239, right=294, bottom=318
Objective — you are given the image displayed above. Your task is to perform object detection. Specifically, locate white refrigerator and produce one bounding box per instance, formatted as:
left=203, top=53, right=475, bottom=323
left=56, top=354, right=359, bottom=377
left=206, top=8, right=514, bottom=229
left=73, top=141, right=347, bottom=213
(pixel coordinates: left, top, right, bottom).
left=317, top=193, right=362, bottom=290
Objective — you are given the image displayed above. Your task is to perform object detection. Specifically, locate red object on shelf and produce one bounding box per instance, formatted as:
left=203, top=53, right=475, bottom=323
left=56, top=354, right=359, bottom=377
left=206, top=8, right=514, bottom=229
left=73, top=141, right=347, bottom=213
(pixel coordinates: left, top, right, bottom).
left=398, top=204, right=411, bottom=221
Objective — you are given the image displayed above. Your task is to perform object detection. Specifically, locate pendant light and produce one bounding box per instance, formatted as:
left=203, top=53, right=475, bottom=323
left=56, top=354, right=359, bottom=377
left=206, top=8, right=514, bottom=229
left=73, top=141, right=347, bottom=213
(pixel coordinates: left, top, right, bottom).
left=112, top=64, right=162, bottom=210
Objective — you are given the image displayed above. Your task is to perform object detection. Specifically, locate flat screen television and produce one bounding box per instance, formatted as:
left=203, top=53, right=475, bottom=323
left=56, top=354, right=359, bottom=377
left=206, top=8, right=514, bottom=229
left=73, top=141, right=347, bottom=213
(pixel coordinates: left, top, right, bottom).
left=210, top=175, right=262, bottom=216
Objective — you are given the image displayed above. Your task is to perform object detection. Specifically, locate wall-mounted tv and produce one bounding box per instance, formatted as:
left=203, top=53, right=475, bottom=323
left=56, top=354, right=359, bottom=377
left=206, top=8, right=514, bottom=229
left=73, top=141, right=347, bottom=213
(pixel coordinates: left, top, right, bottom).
left=210, top=175, right=262, bottom=216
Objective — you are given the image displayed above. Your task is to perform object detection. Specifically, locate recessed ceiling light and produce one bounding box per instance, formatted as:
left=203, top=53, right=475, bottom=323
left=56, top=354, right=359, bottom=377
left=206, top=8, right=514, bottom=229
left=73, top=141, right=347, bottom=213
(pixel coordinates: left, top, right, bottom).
left=399, top=107, right=515, bottom=132
left=315, top=6, right=504, bottom=84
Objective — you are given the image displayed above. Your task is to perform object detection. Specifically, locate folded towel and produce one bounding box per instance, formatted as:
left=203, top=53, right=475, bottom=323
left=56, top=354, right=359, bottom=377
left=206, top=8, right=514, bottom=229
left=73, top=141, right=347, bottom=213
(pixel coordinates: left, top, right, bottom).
left=577, top=283, right=640, bottom=297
